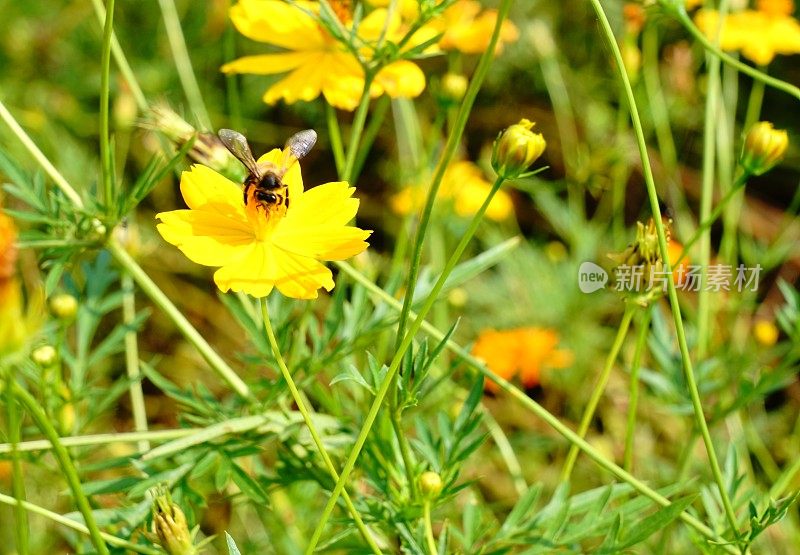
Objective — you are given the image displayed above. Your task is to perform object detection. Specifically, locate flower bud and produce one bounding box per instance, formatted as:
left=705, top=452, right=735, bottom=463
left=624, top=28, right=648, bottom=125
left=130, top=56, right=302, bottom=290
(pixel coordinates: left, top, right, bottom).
left=740, top=121, right=788, bottom=176
left=419, top=471, right=443, bottom=499
left=49, top=294, right=78, bottom=320
left=491, top=119, right=546, bottom=180
left=447, top=287, right=468, bottom=308
left=32, top=345, right=57, bottom=367
left=754, top=320, right=779, bottom=347
left=151, top=489, right=197, bottom=555
left=440, top=73, right=468, bottom=105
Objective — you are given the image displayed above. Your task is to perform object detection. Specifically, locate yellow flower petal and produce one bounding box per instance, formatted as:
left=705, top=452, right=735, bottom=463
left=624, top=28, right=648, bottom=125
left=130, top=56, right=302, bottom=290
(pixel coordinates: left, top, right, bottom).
left=375, top=60, right=426, bottom=98
left=221, top=52, right=314, bottom=75
left=179, top=165, right=245, bottom=214
left=156, top=210, right=254, bottom=266
left=230, top=0, right=323, bottom=50
left=284, top=181, right=359, bottom=227
left=263, top=53, right=328, bottom=105
left=213, top=242, right=334, bottom=299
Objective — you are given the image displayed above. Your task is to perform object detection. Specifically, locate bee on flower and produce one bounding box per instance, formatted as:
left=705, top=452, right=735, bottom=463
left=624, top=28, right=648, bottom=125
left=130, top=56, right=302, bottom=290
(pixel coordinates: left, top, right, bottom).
left=156, top=130, right=371, bottom=300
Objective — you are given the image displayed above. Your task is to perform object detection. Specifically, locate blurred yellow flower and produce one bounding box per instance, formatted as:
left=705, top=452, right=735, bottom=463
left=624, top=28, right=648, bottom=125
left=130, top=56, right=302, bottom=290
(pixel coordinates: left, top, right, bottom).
left=0, top=209, right=24, bottom=355
left=741, top=121, right=789, bottom=175
left=433, top=0, right=519, bottom=54
left=694, top=1, right=800, bottom=65
left=754, top=320, right=779, bottom=346
left=471, top=327, right=572, bottom=392
left=222, top=0, right=426, bottom=110
left=156, top=150, right=371, bottom=299
left=390, top=161, right=514, bottom=221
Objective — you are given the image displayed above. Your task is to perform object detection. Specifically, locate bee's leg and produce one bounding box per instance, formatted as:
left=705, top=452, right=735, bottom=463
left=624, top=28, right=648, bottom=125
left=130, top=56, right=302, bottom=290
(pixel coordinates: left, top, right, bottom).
left=243, top=183, right=251, bottom=205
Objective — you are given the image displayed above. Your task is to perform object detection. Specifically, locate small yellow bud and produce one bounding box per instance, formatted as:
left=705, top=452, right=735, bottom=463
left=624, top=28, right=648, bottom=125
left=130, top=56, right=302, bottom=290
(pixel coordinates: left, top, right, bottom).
left=741, top=121, right=788, bottom=176
left=440, top=73, right=468, bottom=104
left=447, top=287, right=468, bottom=308
left=151, top=489, right=197, bottom=555
left=754, top=320, right=779, bottom=347
left=491, top=119, right=546, bottom=180
left=32, top=345, right=57, bottom=367
left=49, top=294, right=78, bottom=320
left=419, top=471, right=444, bottom=499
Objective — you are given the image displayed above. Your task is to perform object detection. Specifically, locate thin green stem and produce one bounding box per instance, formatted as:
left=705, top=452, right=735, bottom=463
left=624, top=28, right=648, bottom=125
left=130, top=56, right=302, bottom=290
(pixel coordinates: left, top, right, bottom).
left=341, top=73, right=375, bottom=183
left=0, top=492, right=159, bottom=554
left=561, top=305, right=635, bottom=482
left=422, top=501, right=437, bottom=555
left=676, top=174, right=748, bottom=265
left=99, top=0, right=115, bottom=206
left=10, top=381, right=110, bottom=555
left=107, top=238, right=252, bottom=399
left=334, top=261, right=737, bottom=552
left=326, top=104, right=346, bottom=177
left=0, top=428, right=199, bottom=454
left=481, top=407, right=527, bottom=496
left=671, top=6, right=800, bottom=101
left=352, top=95, right=390, bottom=184
left=306, top=174, right=507, bottom=551
left=590, top=0, right=740, bottom=537
left=393, top=0, right=514, bottom=353
left=5, top=378, right=29, bottom=554
left=122, top=273, right=150, bottom=452
left=157, top=0, right=212, bottom=130
left=624, top=307, right=652, bottom=472
left=90, top=0, right=147, bottom=111
left=391, top=407, right=418, bottom=499
left=0, top=99, right=83, bottom=208
left=260, top=299, right=382, bottom=555
left=223, top=18, right=243, bottom=130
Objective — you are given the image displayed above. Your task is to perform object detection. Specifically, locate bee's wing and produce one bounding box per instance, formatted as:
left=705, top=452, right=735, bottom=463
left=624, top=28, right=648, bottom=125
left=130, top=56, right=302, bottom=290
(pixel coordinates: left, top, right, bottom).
left=278, top=129, right=317, bottom=174
left=218, top=129, right=260, bottom=177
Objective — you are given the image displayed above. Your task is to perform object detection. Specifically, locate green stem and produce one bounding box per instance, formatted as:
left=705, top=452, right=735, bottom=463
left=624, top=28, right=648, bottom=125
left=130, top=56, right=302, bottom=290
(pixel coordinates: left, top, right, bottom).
left=107, top=238, right=252, bottom=399
left=561, top=305, right=635, bottom=482
left=10, top=381, right=110, bottom=555
left=326, top=103, right=346, bottom=177
left=306, top=175, right=507, bottom=552
left=672, top=6, right=800, bottom=101
left=99, top=0, right=115, bottom=207
left=341, top=72, right=375, bottom=183
left=590, top=0, right=740, bottom=537
left=334, top=261, right=736, bottom=552
left=157, top=0, right=212, bottom=130
left=5, top=378, right=29, bottom=554
left=393, top=0, right=514, bottom=353
left=0, top=492, right=159, bottom=554
left=260, top=299, right=382, bottom=555
left=0, top=99, right=84, bottom=208
left=90, top=0, right=147, bottom=111
left=391, top=408, right=418, bottom=499
left=352, top=95, right=391, bottom=184
left=122, top=272, right=150, bottom=452
left=676, top=174, right=748, bottom=265
left=624, top=307, right=652, bottom=472
left=422, top=501, right=437, bottom=555
left=0, top=428, right=198, bottom=454
left=481, top=407, right=527, bottom=496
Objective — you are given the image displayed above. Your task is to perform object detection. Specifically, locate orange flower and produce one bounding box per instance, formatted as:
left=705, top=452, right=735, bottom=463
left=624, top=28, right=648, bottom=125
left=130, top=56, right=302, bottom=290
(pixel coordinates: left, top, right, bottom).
left=471, top=327, right=572, bottom=392
left=667, top=239, right=689, bottom=287
left=0, top=209, right=24, bottom=355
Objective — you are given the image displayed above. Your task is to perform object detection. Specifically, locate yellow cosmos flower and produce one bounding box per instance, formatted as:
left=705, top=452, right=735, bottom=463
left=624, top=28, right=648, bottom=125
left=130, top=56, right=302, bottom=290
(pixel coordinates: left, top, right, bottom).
left=471, top=327, right=572, bottom=392
left=222, top=0, right=427, bottom=110
left=390, top=161, right=514, bottom=222
left=433, top=0, right=519, bottom=54
left=156, top=150, right=371, bottom=300
left=694, top=2, right=800, bottom=65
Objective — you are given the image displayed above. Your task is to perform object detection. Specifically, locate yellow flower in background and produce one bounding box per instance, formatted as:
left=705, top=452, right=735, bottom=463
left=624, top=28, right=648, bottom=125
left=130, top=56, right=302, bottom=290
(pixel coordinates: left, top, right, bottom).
left=741, top=121, right=789, bottom=175
left=753, top=320, right=779, bottom=346
left=222, top=0, right=426, bottom=110
left=390, top=161, right=514, bottom=221
left=471, top=327, right=572, bottom=392
left=156, top=151, right=371, bottom=299
left=0, top=209, right=24, bottom=355
left=694, top=1, right=800, bottom=65
left=433, top=0, right=519, bottom=54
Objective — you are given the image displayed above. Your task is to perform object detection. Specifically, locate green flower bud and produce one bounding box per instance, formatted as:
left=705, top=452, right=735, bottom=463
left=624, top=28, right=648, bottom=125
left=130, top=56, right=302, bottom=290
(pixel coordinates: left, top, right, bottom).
left=741, top=121, right=788, bottom=176
left=491, top=119, right=546, bottom=180
left=49, top=293, right=78, bottom=320
left=31, top=345, right=57, bottom=367
left=151, top=489, right=197, bottom=555
left=419, top=471, right=443, bottom=499
left=440, top=73, right=468, bottom=104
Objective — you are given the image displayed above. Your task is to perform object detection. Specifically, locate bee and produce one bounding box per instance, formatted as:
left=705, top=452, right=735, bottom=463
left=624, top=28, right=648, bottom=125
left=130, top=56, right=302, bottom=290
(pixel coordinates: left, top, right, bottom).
left=218, top=128, right=317, bottom=216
